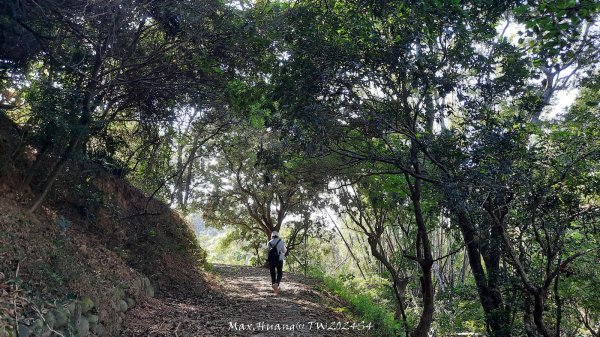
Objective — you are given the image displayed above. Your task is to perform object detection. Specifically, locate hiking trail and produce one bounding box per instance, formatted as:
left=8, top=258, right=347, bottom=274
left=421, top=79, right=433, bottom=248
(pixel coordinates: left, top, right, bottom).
left=122, top=264, right=368, bottom=337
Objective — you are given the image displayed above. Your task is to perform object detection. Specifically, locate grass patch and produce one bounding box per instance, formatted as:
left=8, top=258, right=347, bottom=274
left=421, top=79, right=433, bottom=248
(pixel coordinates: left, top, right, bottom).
left=313, top=274, right=403, bottom=337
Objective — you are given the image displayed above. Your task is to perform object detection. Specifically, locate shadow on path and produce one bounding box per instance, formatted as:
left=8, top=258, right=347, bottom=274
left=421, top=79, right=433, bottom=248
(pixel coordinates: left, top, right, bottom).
left=123, top=264, right=369, bottom=337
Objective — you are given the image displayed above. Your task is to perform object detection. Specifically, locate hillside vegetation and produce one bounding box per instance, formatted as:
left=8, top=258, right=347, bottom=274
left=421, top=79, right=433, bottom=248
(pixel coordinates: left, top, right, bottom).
left=0, top=116, right=207, bottom=337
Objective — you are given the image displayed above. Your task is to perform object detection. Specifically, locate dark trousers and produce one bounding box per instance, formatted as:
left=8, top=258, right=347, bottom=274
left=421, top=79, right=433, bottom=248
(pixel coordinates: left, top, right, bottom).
left=269, top=260, right=283, bottom=284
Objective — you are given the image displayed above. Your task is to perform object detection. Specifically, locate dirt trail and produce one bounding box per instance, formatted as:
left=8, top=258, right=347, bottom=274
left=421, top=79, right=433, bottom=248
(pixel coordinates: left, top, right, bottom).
left=123, top=264, right=370, bottom=337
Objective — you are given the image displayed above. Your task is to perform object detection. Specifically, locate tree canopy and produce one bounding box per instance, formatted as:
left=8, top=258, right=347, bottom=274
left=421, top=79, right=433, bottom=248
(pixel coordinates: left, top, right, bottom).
left=1, top=1, right=599, bottom=336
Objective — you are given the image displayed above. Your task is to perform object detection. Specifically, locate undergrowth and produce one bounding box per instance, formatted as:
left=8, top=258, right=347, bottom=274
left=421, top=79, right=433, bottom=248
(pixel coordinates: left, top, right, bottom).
left=310, top=271, right=403, bottom=337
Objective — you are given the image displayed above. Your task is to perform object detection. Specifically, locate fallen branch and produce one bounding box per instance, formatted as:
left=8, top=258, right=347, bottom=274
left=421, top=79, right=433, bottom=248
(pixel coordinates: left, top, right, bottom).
left=13, top=259, right=23, bottom=335
left=20, top=296, right=65, bottom=337
left=174, top=321, right=182, bottom=337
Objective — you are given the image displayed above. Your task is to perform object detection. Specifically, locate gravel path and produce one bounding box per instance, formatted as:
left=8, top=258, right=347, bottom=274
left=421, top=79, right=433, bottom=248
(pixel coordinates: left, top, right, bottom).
left=122, top=264, right=370, bottom=337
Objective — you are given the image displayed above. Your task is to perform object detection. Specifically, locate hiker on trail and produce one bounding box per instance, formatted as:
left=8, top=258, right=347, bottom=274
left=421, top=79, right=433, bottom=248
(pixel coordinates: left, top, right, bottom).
left=267, top=231, right=287, bottom=293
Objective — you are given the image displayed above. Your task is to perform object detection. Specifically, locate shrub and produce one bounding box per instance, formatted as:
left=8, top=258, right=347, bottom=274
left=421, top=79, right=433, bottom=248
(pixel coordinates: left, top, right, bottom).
left=313, top=273, right=403, bottom=337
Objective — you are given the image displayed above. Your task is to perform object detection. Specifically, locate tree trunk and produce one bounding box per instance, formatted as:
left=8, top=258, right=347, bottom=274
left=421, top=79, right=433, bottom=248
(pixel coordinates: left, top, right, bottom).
left=22, top=141, right=51, bottom=188
left=392, top=279, right=410, bottom=337
left=412, top=265, right=434, bottom=337
left=410, top=178, right=434, bottom=337
left=27, top=47, right=101, bottom=214
left=554, top=271, right=562, bottom=337
left=367, top=236, right=411, bottom=335
left=533, top=290, right=555, bottom=337
left=456, top=212, right=511, bottom=337
left=27, top=131, right=84, bottom=214
left=524, top=297, right=536, bottom=337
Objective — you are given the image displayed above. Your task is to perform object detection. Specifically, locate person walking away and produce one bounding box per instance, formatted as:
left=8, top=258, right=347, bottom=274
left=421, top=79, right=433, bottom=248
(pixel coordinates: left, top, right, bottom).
left=267, top=231, right=287, bottom=294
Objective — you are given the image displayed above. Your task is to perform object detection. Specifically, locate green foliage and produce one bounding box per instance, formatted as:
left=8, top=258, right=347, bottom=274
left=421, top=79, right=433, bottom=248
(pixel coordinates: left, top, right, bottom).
left=314, top=273, right=402, bottom=337
left=436, top=283, right=487, bottom=335
left=514, top=0, right=599, bottom=67
left=2, top=1, right=600, bottom=336
left=212, top=228, right=266, bottom=266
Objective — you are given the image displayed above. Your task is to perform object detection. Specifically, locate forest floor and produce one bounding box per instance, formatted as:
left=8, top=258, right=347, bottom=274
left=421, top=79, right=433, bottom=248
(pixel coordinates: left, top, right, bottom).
left=122, top=264, right=369, bottom=337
